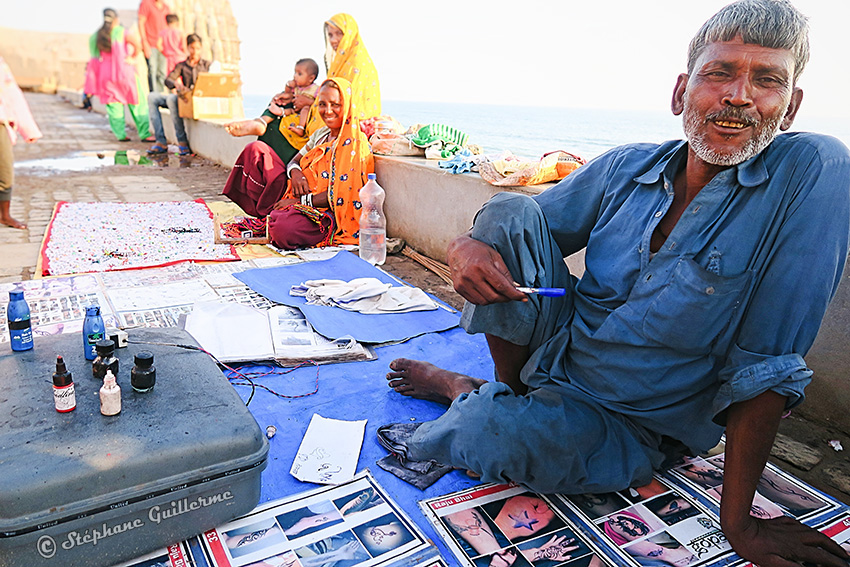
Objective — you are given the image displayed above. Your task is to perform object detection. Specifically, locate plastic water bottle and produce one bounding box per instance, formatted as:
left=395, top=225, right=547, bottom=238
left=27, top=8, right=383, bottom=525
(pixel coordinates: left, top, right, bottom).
left=82, top=305, right=106, bottom=360
left=359, top=173, right=386, bottom=265
left=7, top=290, right=33, bottom=351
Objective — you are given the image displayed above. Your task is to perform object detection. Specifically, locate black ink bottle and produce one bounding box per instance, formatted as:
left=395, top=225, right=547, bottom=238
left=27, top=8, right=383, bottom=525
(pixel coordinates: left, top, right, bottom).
left=131, top=351, right=156, bottom=393
left=92, top=339, right=119, bottom=380
left=53, top=355, right=76, bottom=413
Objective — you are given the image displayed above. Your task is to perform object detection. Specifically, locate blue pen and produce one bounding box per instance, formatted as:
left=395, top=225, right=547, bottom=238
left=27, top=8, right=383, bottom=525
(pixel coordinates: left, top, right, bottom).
left=516, top=286, right=566, bottom=297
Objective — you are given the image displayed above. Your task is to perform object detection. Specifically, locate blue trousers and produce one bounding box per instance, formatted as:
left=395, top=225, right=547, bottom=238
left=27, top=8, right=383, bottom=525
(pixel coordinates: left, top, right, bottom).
left=408, top=193, right=665, bottom=494
left=148, top=92, right=187, bottom=146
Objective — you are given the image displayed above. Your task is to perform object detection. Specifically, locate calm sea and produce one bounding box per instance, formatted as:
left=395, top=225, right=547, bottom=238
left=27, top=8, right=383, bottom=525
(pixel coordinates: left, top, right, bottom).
left=243, top=95, right=850, bottom=161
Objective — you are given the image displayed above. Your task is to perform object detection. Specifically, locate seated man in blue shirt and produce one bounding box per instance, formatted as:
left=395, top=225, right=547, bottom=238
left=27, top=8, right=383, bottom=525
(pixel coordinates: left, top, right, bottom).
left=386, top=1, right=850, bottom=566
left=146, top=33, right=211, bottom=156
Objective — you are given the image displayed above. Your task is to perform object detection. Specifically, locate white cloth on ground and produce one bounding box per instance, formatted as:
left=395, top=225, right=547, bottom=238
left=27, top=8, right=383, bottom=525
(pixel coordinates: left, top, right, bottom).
left=290, top=277, right=438, bottom=314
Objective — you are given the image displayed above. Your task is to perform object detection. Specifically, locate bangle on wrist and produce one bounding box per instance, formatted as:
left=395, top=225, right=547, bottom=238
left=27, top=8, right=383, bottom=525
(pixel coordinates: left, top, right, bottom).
left=300, top=194, right=308, bottom=206
left=287, top=162, right=302, bottom=176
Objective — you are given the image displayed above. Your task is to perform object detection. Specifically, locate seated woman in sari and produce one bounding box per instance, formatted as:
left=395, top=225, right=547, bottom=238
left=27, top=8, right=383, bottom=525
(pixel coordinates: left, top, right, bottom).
left=223, top=77, right=374, bottom=250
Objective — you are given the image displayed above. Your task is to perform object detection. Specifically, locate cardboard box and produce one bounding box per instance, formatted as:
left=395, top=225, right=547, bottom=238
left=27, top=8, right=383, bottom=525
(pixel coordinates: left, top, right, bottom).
left=178, top=72, right=244, bottom=120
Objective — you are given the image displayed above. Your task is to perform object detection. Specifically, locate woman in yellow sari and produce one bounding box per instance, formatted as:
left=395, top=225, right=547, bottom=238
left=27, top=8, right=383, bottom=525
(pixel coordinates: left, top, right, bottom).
left=324, top=13, right=381, bottom=120
left=229, top=77, right=374, bottom=250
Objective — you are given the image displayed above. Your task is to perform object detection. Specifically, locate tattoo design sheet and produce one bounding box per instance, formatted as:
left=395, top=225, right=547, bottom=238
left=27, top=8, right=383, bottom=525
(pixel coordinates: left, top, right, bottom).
left=420, top=483, right=616, bottom=567
left=197, top=472, right=437, bottom=567
left=109, top=542, right=197, bottom=567
left=556, top=477, right=735, bottom=567
left=666, top=454, right=839, bottom=523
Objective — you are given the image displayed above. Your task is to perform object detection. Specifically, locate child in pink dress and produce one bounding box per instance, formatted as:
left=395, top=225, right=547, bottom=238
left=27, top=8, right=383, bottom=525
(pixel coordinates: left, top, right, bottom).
left=157, top=14, right=187, bottom=76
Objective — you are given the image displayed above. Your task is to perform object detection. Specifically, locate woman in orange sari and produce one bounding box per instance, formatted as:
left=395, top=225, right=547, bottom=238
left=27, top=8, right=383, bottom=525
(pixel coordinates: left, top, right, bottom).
left=324, top=14, right=381, bottom=120
left=225, top=77, right=374, bottom=250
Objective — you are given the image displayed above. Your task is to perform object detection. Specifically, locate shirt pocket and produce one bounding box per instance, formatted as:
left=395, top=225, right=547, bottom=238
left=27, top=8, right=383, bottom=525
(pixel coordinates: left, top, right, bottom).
left=643, top=257, right=752, bottom=354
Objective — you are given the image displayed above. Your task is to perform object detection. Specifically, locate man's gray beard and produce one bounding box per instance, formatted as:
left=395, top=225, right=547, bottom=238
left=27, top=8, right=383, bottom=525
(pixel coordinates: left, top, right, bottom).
left=683, top=104, right=784, bottom=166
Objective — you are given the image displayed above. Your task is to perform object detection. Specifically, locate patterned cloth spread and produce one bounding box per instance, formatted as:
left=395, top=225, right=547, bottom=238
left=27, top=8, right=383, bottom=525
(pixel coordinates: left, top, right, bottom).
left=324, top=13, right=381, bottom=120
left=284, top=77, right=375, bottom=246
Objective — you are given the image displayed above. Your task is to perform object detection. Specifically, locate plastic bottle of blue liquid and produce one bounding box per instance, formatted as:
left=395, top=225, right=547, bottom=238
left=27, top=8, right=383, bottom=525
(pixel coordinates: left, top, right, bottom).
left=82, top=305, right=106, bottom=360
left=7, top=291, right=33, bottom=351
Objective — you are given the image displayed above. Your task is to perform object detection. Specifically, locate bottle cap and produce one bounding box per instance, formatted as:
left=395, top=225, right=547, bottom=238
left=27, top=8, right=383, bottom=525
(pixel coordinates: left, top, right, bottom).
left=53, top=355, right=73, bottom=387
left=95, top=339, right=115, bottom=354
left=367, top=173, right=376, bottom=180
left=104, top=370, right=117, bottom=387
left=134, top=351, right=154, bottom=367
left=9, top=290, right=23, bottom=300
left=85, top=305, right=101, bottom=316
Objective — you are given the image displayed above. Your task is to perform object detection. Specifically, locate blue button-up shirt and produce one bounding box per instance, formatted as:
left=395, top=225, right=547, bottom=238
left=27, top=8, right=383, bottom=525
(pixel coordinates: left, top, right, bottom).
left=529, top=132, right=850, bottom=453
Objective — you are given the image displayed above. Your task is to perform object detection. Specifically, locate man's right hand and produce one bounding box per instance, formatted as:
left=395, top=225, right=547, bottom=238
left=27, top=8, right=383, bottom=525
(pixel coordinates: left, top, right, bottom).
left=447, top=235, right=526, bottom=305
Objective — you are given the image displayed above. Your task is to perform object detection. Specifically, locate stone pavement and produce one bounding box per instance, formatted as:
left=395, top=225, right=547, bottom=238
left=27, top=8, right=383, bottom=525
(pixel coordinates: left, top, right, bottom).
left=4, top=92, right=849, bottom=505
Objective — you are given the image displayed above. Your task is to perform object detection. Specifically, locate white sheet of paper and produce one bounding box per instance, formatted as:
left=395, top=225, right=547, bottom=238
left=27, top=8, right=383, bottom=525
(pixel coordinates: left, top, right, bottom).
left=184, top=301, right=274, bottom=361
left=290, top=414, right=366, bottom=484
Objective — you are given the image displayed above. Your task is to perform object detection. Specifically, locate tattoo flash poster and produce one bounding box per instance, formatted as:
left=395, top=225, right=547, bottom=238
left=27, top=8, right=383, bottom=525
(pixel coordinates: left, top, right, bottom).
left=816, top=513, right=850, bottom=557
left=197, top=473, right=436, bottom=567
left=109, top=542, right=197, bottom=567
left=556, top=477, right=737, bottom=567
left=667, top=455, right=839, bottom=523
left=420, top=482, right=616, bottom=567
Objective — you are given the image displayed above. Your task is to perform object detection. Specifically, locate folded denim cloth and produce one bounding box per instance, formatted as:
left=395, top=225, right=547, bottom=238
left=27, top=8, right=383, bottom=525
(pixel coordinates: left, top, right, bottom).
left=376, top=422, right=453, bottom=490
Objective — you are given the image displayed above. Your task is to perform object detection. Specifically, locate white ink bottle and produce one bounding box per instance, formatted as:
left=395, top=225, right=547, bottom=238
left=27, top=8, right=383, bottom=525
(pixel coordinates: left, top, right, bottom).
left=100, top=369, right=121, bottom=416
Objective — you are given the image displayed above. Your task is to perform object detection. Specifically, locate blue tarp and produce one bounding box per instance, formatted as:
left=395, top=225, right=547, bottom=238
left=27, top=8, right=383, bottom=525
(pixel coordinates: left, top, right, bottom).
left=235, top=252, right=460, bottom=343
left=233, top=326, right=494, bottom=566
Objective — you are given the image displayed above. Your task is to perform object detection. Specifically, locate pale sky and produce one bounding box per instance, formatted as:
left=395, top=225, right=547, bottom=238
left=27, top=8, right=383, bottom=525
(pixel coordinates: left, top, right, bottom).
left=4, top=1, right=849, bottom=119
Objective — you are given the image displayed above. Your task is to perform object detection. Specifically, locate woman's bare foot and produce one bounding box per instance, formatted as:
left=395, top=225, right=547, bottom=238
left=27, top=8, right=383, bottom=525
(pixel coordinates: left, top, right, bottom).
left=0, top=202, right=26, bottom=229
left=386, top=358, right=487, bottom=404
left=225, top=119, right=266, bottom=137
left=0, top=215, right=26, bottom=229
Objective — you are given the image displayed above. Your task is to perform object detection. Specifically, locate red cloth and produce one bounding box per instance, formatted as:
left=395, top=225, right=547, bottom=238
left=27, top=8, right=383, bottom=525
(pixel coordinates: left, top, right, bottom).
left=222, top=141, right=288, bottom=218
left=268, top=206, right=333, bottom=250
left=139, top=0, right=170, bottom=50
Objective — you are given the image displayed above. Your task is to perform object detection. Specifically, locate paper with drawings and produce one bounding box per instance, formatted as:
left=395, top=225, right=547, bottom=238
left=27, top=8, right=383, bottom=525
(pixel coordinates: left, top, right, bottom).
left=291, top=414, right=366, bottom=484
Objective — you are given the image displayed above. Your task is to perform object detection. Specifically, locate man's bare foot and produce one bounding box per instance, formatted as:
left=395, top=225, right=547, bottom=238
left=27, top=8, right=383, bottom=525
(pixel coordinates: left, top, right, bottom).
left=0, top=215, right=26, bottom=229
left=225, top=119, right=266, bottom=137
left=386, top=358, right=487, bottom=404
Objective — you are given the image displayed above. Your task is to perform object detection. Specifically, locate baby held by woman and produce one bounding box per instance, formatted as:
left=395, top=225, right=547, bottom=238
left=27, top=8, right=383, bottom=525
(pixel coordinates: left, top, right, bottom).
left=270, top=58, right=320, bottom=137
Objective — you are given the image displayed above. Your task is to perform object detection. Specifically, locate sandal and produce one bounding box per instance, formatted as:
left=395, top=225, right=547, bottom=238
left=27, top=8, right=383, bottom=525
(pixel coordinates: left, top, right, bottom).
left=141, top=136, right=156, bottom=143
left=178, top=145, right=192, bottom=156
left=146, top=144, right=168, bottom=155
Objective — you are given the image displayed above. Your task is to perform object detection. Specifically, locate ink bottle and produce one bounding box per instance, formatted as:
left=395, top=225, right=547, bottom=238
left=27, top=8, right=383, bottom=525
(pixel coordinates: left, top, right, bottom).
left=100, top=370, right=121, bottom=416
left=131, top=351, right=156, bottom=393
left=82, top=305, right=105, bottom=361
left=92, top=339, right=119, bottom=380
left=7, top=290, right=33, bottom=351
left=52, top=355, right=76, bottom=413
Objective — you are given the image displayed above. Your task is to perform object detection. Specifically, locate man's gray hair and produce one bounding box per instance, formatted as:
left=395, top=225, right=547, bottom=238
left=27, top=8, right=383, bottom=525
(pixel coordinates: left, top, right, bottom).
left=687, top=0, right=810, bottom=83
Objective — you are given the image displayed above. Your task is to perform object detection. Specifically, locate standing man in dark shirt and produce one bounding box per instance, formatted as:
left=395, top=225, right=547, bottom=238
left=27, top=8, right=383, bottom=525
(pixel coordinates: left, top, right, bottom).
left=146, top=33, right=210, bottom=156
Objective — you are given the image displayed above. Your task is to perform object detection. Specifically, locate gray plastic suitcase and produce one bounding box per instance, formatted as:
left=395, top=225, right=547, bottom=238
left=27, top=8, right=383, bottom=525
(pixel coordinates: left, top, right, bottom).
left=0, top=327, right=269, bottom=567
